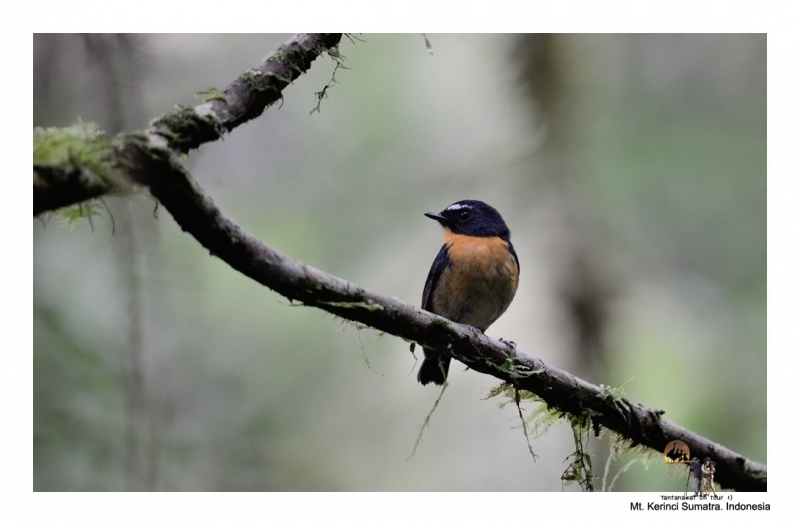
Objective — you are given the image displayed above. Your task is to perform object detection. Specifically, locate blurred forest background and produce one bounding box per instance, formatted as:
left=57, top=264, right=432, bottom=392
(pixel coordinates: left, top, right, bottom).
left=33, top=34, right=766, bottom=491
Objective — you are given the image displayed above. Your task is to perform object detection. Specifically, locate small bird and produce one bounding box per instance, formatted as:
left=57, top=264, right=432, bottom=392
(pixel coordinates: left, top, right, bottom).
left=416, top=200, right=519, bottom=385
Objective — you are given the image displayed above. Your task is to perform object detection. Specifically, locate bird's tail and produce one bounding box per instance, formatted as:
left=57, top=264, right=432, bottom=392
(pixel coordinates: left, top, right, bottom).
left=417, top=350, right=450, bottom=386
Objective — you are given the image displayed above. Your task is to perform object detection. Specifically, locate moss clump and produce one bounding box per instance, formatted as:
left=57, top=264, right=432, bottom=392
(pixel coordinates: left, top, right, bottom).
left=33, top=120, right=124, bottom=189
left=150, top=106, right=222, bottom=150
left=195, top=87, right=226, bottom=103
left=242, top=68, right=290, bottom=91
left=430, top=317, right=451, bottom=328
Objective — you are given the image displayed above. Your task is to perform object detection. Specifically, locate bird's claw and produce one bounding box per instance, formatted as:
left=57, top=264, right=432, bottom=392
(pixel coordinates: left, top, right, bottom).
left=466, top=325, right=484, bottom=337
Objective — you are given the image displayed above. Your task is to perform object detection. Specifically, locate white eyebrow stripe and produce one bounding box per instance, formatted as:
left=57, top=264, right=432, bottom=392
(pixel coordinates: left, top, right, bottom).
left=446, top=203, right=470, bottom=211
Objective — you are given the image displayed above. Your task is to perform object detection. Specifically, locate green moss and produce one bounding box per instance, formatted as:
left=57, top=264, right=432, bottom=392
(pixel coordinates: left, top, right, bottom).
left=487, top=382, right=599, bottom=487
left=430, top=317, right=452, bottom=329
left=496, top=356, right=540, bottom=378
left=488, top=379, right=648, bottom=491
left=277, top=42, right=308, bottom=67
left=195, top=87, right=226, bottom=102
left=152, top=106, right=219, bottom=140
left=56, top=200, right=116, bottom=233
left=242, top=68, right=288, bottom=90
left=599, top=434, right=656, bottom=492
left=33, top=121, right=124, bottom=189
left=486, top=384, right=563, bottom=435
left=597, top=380, right=633, bottom=419
left=118, top=131, right=171, bottom=166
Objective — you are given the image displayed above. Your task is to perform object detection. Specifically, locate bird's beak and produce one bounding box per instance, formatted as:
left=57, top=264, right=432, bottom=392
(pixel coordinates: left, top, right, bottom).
left=424, top=212, right=447, bottom=226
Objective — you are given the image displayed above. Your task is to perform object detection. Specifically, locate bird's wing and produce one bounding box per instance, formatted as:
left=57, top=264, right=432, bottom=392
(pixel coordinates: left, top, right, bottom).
left=421, top=243, right=451, bottom=311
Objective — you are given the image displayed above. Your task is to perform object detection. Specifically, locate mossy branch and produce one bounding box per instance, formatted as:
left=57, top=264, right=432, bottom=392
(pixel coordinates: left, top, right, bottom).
left=130, top=142, right=765, bottom=490
left=151, top=33, right=342, bottom=152
left=33, top=33, right=343, bottom=216
left=33, top=121, right=132, bottom=215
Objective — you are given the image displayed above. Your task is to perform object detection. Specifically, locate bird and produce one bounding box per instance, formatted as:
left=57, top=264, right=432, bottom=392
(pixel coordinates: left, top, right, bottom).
left=416, top=200, right=519, bottom=385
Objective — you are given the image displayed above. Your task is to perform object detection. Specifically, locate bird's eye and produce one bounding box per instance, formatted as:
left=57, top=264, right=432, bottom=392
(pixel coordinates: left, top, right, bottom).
left=458, top=210, right=472, bottom=222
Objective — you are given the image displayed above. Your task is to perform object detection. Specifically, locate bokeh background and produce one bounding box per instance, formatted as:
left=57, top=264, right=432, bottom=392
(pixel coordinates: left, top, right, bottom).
left=33, top=34, right=766, bottom=491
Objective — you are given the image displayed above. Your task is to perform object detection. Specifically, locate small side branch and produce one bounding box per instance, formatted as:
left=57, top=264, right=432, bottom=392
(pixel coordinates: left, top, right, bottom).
left=33, top=33, right=343, bottom=216
left=150, top=33, right=343, bottom=153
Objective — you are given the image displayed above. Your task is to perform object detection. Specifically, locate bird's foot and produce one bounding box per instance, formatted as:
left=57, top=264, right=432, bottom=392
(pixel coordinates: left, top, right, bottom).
left=466, top=325, right=484, bottom=338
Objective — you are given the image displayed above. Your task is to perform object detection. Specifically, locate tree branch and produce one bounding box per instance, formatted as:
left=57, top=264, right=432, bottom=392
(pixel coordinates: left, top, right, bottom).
left=33, top=33, right=343, bottom=216
left=150, top=33, right=342, bottom=153
left=34, top=165, right=111, bottom=216
left=116, top=137, right=765, bottom=491
left=33, top=33, right=767, bottom=492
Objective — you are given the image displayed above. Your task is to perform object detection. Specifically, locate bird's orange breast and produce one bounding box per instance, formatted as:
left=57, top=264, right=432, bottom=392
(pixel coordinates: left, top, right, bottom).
left=431, top=230, right=519, bottom=331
